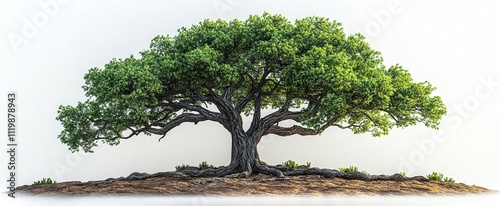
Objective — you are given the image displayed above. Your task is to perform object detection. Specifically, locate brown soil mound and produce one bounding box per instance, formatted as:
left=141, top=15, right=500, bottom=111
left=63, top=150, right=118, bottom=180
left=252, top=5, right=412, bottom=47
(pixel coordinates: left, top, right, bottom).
left=16, top=171, right=490, bottom=196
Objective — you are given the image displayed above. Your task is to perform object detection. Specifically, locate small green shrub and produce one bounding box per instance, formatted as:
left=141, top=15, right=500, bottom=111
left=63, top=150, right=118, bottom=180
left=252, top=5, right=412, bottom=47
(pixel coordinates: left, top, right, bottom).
left=175, top=164, right=190, bottom=172
left=306, top=162, right=312, bottom=168
left=33, top=178, right=56, bottom=185
left=361, top=171, right=371, bottom=176
left=282, top=160, right=299, bottom=169
left=198, top=161, right=214, bottom=170
left=426, top=172, right=455, bottom=183
left=339, top=166, right=358, bottom=173
left=400, top=172, right=407, bottom=177
left=443, top=177, right=455, bottom=183
left=426, top=172, right=444, bottom=181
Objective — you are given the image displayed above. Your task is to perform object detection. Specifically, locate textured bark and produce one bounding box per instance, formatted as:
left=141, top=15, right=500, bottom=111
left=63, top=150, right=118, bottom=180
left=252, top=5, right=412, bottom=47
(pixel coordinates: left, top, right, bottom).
left=265, top=125, right=318, bottom=136
left=229, top=129, right=256, bottom=177
left=223, top=128, right=284, bottom=178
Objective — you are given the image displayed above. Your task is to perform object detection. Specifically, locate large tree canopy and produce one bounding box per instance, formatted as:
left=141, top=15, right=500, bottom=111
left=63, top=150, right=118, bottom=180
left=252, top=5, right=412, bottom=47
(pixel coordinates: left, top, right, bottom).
left=56, top=13, right=446, bottom=177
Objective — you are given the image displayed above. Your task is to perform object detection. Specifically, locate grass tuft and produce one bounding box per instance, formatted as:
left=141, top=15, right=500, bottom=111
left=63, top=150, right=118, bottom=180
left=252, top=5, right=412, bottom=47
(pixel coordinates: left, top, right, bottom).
left=175, top=164, right=190, bottom=172
left=426, top=172, right=455, bottom=183
left=33, top=178, right=56, bottom=185
left=198, top=161, right=215, bottom=170
left=338, top=166, right=358, bottom=173
left=282, top=160, right=299, bottom=169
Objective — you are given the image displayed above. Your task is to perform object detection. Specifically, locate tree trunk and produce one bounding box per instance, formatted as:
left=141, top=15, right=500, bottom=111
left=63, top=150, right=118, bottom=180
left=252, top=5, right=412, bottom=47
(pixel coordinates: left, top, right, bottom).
left=193, top=105, right=284, bottom=177
left=229, top=129, right=258, bottom=177
left=224, top=127, right=285, bottom=177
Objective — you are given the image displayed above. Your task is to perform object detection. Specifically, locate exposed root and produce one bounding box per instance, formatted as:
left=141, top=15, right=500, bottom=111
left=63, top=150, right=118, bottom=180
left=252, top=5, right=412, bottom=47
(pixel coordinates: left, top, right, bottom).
left=237, top=171, right=251, bottom=178
left=119, top=168, right=428, bottom=186
left=283, top=168, right=428, bottom=182
left=284, top=167, right=338, bottom=178
left=242, top=162, right=253, bottom=177
left=193, top=163, right=239, bottom=177
left=256, top=164, right=284, bottom=178
left=182, top=162, right=286, bottom=179
left=175, top=166, right=428, bottom=182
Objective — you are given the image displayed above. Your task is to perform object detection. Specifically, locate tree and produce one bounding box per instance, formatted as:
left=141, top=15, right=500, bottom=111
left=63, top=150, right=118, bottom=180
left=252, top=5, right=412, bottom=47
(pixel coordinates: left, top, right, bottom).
left=56, top=13, right=446, bottom=177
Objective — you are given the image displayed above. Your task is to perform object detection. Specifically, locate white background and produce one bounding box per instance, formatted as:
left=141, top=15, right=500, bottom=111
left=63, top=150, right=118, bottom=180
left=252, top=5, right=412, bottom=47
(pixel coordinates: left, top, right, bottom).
left=1, top=0, right=500, bottom=195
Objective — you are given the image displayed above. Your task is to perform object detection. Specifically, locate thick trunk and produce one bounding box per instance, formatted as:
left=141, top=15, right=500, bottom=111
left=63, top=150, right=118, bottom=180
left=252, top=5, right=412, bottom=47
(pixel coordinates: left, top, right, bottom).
left=193, top=95, right=284, bottom=177
left=191, top=127, right=283, bottom=177
left=226, top=129, right=284, bottom=177
left=229, top=129, right=258, bottom=176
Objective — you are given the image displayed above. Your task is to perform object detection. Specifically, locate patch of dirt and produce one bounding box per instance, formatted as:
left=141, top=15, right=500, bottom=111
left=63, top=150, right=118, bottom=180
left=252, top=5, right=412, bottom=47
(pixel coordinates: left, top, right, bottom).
left=16, top=171, right=491, bottom=196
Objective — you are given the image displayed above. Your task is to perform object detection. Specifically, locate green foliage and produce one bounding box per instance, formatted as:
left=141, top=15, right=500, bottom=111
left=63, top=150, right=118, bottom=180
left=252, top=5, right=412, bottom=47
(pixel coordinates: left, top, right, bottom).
left=399, top=172, right=407, bottom=177
left=198, top=161, right=215, bottom=170
left=339, top=166, right=358, bottom=173
left=443, top=177, right=455, bottom=183
left=33, top=178, right=56, bottom=185
left=306, top=162, right=312, bottom=168
left=338, top=166, right=370, bottom=175
left=175, top=164, right=190, bottom=172
left=282, top=160, right=299, bottom=169
left=176, top=162, right=215, bottom=171
left=56, top=12, right=447, bottom=153
left=426, top=172, right=455, bottom=183
left=426, top=172, right=443, bottom=181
